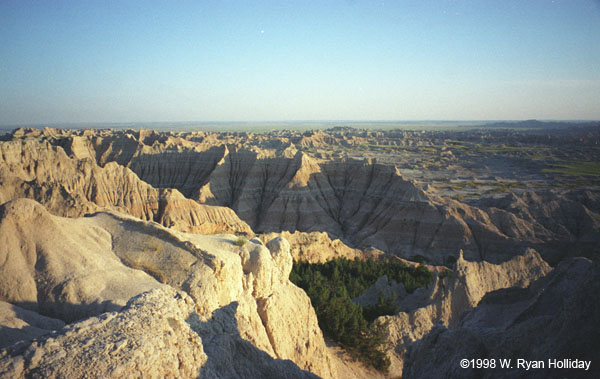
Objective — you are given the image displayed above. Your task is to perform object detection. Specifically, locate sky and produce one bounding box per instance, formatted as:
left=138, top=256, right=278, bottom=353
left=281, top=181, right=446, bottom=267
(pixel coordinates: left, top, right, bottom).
left=1, top=0, right=599, bottom=124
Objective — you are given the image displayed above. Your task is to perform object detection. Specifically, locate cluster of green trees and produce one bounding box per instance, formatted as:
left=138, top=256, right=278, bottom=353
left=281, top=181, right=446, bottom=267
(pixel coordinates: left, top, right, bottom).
left=289, top=258, right=433, bottom=372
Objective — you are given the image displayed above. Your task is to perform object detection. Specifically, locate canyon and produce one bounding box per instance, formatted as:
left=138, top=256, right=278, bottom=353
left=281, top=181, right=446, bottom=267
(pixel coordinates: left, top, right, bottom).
left=1, top=123, right=599, bottom=378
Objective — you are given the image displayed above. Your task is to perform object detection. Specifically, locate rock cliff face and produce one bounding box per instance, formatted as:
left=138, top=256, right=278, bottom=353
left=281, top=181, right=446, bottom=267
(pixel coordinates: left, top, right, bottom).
left=259, top=230, right=384, bottom=263
left=32, top=128, right=598, bottom=264
left=0, top=199, right=163, bottom=323
left=403, top=258, right=600, bottom=379
left=482, top=190, right=600, bottom=263
left=0, top=199, right=335, bottom=378
left=0, top=139, right=251, bottom=235
left=156, top=188, right=252, bottom=235
left=377, top=249, right=551, bottom=377
left=90, top=138, right=536, bottom=263
left=4, top=129, right=599, bottom=265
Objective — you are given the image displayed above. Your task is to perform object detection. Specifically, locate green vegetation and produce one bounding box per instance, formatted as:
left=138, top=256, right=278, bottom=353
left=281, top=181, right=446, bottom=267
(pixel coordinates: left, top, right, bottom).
left=409, top=254, right=430, bottom=263
left=234, top=236, right=248, bottom=246
left=445, top=140, right=472, bottom=151
left=542, top=161, right=600, bottom=177
left=475, top=144, right=528, bottom=153
left=440, top=180, right=527, bottom=193
left=289, top=258, right=433, bottom=372
left=444, top=255, right=457, bottom=267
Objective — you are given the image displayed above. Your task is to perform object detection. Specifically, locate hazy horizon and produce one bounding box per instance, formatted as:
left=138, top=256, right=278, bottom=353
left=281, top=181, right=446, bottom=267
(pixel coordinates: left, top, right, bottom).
left=3, top=119, right=599, bottom=134
left=2, top=0, right=600, bottom=124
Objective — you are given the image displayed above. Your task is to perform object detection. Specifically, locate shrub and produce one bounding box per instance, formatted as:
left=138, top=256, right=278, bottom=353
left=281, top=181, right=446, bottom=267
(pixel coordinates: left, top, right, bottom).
left=290, top=257, right=433, bottom=372
left=234, top=236, right=247, bottom=246
left=409, top=254, right=430, bottom=264
left=363, top=292, right=399, bottom=323
left=445, top=255, right=457, bottom=267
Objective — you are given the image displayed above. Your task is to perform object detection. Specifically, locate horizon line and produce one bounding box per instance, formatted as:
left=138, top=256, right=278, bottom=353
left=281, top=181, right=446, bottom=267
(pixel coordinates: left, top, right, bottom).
left=2, top=118, right=599, bottom=128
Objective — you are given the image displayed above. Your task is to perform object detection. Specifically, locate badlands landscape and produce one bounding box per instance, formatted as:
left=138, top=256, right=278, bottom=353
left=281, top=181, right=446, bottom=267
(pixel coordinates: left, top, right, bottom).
left=0, top=122, right=599, bottom=378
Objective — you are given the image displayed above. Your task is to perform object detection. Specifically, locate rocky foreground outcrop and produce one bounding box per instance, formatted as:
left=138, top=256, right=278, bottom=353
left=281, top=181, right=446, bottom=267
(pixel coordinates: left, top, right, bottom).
left=403, top=258, right=600, bottom=379
left=0, top=199, right=163, bottom=323
left=376, top=249, right=552, bottom=377
left=0, top=287, right=318, bottom=378
left=0, top=199, right=335, bottom=378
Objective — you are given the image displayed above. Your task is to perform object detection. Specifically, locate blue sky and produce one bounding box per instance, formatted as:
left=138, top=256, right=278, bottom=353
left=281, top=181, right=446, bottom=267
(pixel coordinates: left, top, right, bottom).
left=1, top=0, right=599, bottom=124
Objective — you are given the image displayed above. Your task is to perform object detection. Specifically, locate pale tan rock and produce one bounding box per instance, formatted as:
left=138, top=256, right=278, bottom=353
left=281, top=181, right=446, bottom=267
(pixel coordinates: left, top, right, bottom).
left=190, top=296, right=319, bottom=379
left=0, top=139, right=252, bottom=236
left=0, top=139, right=159, bottom=220
left=379, top=248, right=552, bottom=378
left=157, top=188, right=253, bottom=235
left=260, top=230, right=372, bottom=263
left=265, top=237, right=293, bottom=281
left=0, top=287, right=206, bottom=378
left=0, top=199, right=163, bottom=323
left=0, top=200, right=336, bottom=378
left=257, top=283, right=334, bottom=378
left=326, top=339, right=387, bottom=379
left=0, top=286, right=317, bottom=379
left=0, top=302, right=65, bottom=348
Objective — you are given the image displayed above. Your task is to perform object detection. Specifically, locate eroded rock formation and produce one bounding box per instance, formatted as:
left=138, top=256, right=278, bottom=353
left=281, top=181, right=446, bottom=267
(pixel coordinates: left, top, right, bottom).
left=0, top=287, right=319, bottom=378
left=27, top=127, right=597, bottom=264
left=0, top=199, right=335, bottom=378
left=377, top=249, right=551, bottom=377
left=403, top=258, right=600, bottom=379
left=1, top=127, right=598, bottom=378
left=0, top=138, right=251, bottom=235
left=3, top=128, right=599, bottom=265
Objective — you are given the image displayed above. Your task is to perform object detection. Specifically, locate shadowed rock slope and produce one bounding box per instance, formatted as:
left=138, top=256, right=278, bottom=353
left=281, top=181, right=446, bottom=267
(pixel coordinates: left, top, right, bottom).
left=374, top=249, right=551, bottom=377
left=403, top=257, right=600, bottom=379
left=0, top=199, right=335, bottom=378
left=4, top=129, right=599, bottom=264
left=35, top=127, right=599, bottom=264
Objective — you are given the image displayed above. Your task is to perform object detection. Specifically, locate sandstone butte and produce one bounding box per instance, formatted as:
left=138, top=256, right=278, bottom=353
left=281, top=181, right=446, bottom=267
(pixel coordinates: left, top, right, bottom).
left=0, top=128, right=598, bottom=378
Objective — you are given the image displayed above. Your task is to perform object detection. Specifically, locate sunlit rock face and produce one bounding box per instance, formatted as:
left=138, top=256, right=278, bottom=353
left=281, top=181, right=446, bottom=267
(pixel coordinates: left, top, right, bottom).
left=0, top=138, right=251, bottom=235
left=4, top=129, right=599, bottom=265
left=0, top=199, right=335, bottom=378
left=1, top=127, right=598, bottom=378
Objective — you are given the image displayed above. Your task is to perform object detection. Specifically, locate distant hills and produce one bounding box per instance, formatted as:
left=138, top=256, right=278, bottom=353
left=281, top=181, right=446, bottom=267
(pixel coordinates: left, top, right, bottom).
left=471, top=119, right=599, bottom=130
